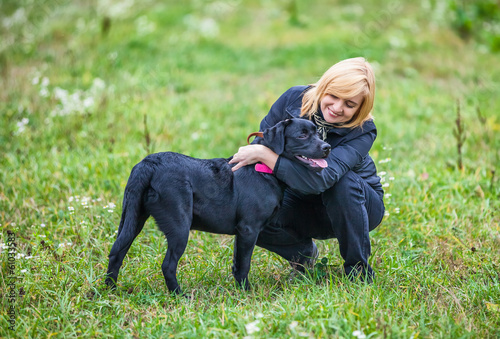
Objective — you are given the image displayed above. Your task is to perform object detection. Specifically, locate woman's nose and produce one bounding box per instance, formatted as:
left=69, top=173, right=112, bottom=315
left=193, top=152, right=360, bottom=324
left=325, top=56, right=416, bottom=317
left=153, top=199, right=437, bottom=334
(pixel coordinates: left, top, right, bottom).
left=332, top=100, right=343, bottom=112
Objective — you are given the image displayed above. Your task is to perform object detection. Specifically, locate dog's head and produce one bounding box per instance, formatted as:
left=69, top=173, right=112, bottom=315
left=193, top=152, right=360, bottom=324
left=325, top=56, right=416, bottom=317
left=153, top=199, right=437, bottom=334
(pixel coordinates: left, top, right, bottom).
left=261, top=118, right=331, bottom=171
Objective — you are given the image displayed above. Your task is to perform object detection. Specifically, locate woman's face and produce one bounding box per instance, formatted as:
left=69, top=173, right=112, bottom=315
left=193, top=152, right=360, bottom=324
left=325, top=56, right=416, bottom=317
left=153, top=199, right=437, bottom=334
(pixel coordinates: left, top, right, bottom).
left=320, top=92, right=365, bottom=124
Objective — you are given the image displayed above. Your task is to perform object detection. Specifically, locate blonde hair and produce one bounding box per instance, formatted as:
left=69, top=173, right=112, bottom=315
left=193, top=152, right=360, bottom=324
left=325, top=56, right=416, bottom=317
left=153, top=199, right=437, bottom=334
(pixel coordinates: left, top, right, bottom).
left=300, top=57, right=376, bottom=129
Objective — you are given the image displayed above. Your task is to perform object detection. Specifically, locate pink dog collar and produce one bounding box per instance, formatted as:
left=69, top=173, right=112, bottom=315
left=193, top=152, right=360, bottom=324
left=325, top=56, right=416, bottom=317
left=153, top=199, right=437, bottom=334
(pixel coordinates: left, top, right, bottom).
left=255, top=163, right=273, bottom=174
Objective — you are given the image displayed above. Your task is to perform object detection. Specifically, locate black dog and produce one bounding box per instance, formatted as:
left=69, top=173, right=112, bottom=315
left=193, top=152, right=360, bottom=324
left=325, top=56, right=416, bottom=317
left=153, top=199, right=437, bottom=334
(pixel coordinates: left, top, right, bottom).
left=105, top=118, right=330, bottom=294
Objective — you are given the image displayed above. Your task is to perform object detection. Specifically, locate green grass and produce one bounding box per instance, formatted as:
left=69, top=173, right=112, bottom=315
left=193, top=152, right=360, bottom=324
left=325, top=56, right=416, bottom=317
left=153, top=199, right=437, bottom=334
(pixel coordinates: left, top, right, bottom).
left=1, top=0, right=499, bottom=338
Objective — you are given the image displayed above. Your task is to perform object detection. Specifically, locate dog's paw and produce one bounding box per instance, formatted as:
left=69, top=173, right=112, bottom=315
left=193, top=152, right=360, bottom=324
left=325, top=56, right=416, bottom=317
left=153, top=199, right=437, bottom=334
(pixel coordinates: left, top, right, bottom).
left=236, top=279, right=251, bottom=291
left=104, top=278, right=117, bottom=290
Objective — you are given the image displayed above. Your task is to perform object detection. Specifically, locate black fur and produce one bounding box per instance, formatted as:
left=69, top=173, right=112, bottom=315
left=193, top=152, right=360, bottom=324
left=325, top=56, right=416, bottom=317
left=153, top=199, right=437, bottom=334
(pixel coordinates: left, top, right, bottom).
left=105, top=118, right=330, bottom=294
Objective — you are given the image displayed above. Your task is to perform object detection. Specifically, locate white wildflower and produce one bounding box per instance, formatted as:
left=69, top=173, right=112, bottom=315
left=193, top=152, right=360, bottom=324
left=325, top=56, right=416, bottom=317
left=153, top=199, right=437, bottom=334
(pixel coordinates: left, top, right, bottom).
left=135, top=15, right=156, bottom=36
left=289, top=321, right=298, bottom=330
left=2, top=8, right=27, bottom=29
left=51, top=79, right=104, bottom=116
left=245, top=320, right=260, bottom=334
left=379, top=171, right=387, bottom=176
left=90, top=78, right=106, bottom=94
left=15, top=118, right=29, bottom=134
left=353, top=330, right=366, bottom=339
left=99, top=0, right=135, bottom=18
left=41, top=77, right=49, bottom=87
left=382, top=183, right=390, bottom=188
left=389, top=36, right=406, bottom=48
left=384, top=193, right=392, bottom=199
left=83, top=96, right=94, bottom=109
left=20, top=269, right=27, bottom=273
left=184, top=15, right=219, bottom=38
left=54, top=87, right=68, bottom=101
left=199, top=18, right=219, bottom=37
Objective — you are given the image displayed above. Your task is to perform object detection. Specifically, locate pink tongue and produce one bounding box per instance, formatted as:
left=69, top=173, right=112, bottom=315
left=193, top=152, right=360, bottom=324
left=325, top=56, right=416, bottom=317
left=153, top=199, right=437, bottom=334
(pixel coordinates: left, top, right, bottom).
left=312, top=158, right=328, bottom=168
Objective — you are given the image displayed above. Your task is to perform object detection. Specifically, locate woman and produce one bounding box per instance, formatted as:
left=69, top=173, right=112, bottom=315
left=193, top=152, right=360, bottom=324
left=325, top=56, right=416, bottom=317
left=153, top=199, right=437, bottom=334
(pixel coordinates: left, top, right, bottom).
left=229, top=57, right=385, bottom=282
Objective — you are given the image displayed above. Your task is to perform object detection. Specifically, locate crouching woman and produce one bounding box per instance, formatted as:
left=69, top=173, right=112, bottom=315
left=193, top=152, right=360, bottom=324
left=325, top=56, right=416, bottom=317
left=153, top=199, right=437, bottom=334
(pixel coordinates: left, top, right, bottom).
left=229, top=57, right=385, bottom=282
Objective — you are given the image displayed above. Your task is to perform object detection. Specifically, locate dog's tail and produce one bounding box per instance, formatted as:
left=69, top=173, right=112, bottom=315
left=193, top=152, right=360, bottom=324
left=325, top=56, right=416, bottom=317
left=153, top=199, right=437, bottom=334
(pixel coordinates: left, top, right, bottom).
left=106, top=159, right=155, bottom=286
left=116, top=160, right=155, bottom=238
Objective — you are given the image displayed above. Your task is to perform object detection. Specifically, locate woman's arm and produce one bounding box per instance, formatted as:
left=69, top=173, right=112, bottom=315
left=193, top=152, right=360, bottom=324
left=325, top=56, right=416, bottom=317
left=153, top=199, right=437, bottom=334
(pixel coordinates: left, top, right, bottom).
left=229, top=144, right=278, bottom=172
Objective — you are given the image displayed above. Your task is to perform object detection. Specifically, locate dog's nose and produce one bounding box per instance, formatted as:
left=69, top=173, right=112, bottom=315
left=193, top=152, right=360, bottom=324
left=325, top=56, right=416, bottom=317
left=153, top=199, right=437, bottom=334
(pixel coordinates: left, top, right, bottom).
left=322, top=144, right=331, bottom=157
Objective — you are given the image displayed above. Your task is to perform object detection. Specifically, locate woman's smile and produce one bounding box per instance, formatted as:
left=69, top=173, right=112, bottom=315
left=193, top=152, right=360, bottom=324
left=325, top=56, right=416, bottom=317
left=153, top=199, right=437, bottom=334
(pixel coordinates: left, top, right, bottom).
left=327, top=107, right=342, bottom=118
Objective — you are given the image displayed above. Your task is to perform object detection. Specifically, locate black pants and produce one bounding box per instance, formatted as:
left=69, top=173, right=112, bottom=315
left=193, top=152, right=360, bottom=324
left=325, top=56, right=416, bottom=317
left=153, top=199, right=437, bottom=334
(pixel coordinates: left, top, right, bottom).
left=256, top=171, right=385, bottom=278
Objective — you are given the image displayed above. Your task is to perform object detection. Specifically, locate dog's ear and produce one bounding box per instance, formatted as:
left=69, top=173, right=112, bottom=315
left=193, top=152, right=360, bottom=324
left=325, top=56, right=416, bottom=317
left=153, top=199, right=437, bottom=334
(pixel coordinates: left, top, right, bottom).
left=263, top=119, right=293, bottom=155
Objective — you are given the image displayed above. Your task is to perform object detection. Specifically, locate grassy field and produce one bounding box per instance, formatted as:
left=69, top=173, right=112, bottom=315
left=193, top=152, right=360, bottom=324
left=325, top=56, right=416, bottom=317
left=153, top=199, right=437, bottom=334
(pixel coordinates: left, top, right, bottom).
left=1, top=0, right=499, bottom=337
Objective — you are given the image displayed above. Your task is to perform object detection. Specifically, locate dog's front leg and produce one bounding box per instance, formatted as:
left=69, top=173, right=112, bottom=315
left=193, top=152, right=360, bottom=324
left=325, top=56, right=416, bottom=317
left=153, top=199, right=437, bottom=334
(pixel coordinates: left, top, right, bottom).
left=232, top=223, right=260, bottom=290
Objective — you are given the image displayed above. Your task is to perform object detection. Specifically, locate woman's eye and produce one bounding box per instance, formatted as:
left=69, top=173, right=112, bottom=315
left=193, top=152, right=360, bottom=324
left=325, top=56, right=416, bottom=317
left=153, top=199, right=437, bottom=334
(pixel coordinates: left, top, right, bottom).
left=298, top=134, right=307, bottom=139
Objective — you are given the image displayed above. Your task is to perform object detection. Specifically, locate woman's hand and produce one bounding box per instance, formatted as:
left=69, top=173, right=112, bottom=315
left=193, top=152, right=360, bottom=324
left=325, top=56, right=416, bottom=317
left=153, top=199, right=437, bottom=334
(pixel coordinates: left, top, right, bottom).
left=229, top=144, right=279, bottom=172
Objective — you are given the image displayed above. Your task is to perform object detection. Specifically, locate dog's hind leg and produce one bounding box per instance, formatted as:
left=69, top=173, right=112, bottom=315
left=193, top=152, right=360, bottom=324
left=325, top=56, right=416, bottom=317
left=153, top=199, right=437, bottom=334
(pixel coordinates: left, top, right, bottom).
left=148, top=193, right=192, bottom=295
left=160, top=227, right=190, bottom=294
left=105, top=200, right=149, bottom=289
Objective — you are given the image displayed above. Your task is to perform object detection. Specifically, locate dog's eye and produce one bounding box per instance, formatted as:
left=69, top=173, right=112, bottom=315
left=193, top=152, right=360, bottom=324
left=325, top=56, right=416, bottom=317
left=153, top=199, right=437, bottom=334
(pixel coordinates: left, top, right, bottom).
left=297, top=129, right=309, bottom=139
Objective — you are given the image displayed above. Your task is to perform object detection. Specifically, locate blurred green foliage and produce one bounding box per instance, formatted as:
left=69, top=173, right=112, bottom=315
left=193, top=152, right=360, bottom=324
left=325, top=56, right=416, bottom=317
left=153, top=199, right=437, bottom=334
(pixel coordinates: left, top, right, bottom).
left=449, top=0, right=500, bottom=51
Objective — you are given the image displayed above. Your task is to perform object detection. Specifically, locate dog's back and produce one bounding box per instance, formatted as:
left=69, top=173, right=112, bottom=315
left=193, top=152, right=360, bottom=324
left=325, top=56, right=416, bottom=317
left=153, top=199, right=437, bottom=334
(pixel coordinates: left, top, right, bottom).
left=129, top=152, right=282, bottom=235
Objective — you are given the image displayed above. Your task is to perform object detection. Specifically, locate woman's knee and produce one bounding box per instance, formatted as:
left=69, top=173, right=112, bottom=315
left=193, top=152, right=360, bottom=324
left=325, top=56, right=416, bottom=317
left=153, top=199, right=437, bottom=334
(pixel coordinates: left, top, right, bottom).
left=322, top=171, right=364, bottom=203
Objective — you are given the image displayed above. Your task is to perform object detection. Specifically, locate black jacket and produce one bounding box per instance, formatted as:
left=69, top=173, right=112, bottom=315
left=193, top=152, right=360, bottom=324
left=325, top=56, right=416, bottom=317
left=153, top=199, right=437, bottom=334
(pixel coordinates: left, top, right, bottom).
left=260, top=85, right=383, bottom=196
